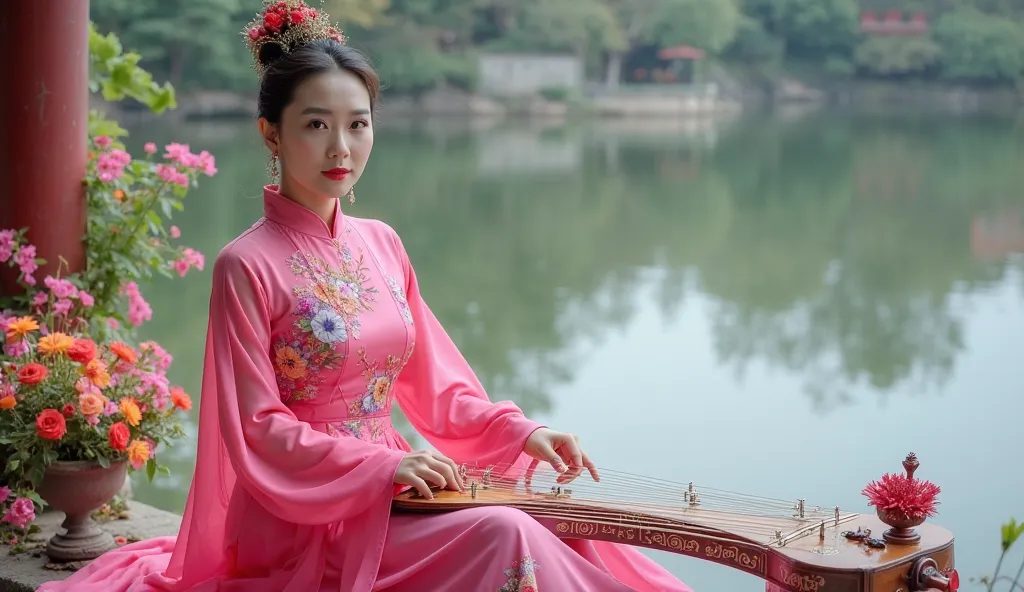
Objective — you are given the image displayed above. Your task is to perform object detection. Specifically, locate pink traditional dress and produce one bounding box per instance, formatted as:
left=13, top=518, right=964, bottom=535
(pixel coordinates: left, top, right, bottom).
left=37, top=186, right=692, bottom=592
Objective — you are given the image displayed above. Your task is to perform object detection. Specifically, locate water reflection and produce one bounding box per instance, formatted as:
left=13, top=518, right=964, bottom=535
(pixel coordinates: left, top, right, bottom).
left=121, top=110, right=1024, bottom=589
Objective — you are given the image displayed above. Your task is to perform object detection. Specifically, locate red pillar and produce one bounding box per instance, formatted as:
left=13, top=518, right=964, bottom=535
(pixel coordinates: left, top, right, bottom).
left=0, top=1, right=89, bottom=292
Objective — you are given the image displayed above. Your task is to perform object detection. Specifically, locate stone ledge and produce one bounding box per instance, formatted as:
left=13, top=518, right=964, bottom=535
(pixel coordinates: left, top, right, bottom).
left=1, top=502, right=180, bottom=592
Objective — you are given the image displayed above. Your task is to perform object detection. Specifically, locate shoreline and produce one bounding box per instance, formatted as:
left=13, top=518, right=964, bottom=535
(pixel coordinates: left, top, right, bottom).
left=92, top=75, right=1023, bottom=124
left=95, top=86, right=745, bottom=123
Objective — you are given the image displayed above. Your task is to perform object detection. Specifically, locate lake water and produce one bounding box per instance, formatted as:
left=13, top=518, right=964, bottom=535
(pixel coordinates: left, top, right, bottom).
left=122, top=109, right=1024, bottom=591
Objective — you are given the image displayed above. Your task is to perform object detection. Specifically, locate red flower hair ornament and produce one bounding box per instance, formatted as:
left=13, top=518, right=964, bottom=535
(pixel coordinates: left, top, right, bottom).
left=241, top=0, right=347, bottom=75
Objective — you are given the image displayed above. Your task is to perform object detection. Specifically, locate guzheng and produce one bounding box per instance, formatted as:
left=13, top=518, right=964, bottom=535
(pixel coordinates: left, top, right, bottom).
left=393, top=453, right=958, bottom=592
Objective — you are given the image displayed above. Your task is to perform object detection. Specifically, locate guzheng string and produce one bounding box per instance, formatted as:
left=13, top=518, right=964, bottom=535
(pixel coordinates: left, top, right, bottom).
left=423, top=461, right=849, bottom=543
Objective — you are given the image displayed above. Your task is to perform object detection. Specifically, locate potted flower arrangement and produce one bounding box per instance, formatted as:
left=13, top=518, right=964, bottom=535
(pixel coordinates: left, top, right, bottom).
left=0, top=23, right=214, bottom=560
left=0, top=270, right=192, bottom=559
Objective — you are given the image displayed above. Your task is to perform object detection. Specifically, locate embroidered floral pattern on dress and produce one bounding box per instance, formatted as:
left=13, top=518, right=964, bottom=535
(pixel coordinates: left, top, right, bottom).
left=385, top=274, right=413, bottom=326
left=327, top=417, right=389, bottom=442
left=323, top=347, right=413, bottom=441
left=271, top=336, right=342, bottom=402
left=498, top=556, right=539, bottom=592
left=272, top=242, right=377, bottom=402
left=289, top=241, right=377, bottom=340
left=353, top=347, right=399, bottom=414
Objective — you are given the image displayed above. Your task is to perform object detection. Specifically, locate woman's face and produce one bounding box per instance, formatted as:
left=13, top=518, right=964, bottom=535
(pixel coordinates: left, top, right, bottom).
left=260, top=67, right=373, bottom=204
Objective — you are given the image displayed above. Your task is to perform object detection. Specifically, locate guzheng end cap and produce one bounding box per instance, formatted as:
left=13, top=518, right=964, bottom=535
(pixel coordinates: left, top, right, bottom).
left=241, top=0, right=347, bottom=75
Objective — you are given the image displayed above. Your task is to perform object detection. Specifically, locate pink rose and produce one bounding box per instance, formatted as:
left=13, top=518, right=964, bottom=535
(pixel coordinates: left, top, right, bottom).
left=1, top=497, right=35, bottom=529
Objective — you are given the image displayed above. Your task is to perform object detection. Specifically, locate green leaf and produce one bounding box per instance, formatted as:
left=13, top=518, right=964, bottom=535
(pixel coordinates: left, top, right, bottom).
left=149, top=85, right=177, bottom=113
left=29, top=463, right=45, bottom=488
left=1001, top=518, right=1024, bottom=552
left=96, top=455, right=110, bottom=469
left=24, top=491, right=44, bottom=509
left=146, top=458, right=157, bottom=482
left=88, top=114, right=129, bottom=139
left=7, top=459, right=20, bottom=471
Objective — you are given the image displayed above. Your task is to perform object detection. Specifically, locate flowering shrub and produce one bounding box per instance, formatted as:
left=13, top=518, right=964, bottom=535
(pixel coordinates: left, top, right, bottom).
left=78, top=135, right=214, bottom=337
left=0, top=139, right=214, bottom=339
left=0, top=24, right=211, bottom=545
left=0, top=23, right=215, bottom=339
left=0, top=265, right=192, bottom=472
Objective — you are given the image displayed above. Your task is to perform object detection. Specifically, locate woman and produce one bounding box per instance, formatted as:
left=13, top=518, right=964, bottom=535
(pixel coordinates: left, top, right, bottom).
left=39, top=2, right=692, bottom=591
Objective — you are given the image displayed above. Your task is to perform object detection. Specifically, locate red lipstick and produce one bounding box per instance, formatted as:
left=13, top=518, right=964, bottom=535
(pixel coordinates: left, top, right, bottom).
left=321, top=167, right=350, bottom=181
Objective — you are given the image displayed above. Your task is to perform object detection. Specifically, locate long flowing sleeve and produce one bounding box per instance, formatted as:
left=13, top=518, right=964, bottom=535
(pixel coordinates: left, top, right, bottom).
left=389, top=231, right=544, bottom=468
left=210, top=248, right=407, bottom=525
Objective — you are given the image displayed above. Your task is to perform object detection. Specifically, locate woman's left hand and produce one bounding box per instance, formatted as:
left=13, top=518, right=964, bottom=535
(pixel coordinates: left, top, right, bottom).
left=524, top=428, right=600, bottom=484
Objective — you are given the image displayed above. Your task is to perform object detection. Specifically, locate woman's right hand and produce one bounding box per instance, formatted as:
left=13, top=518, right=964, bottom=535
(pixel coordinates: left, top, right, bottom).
left=394, top=449, right=464, bottom=499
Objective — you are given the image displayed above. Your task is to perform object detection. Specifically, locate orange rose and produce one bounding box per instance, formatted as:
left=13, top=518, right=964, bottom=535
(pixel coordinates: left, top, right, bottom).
left=35, top=409, right=67, bottom=440
left=78, top=392, right=107, bottom=416
left=170, top=386, right=192, bottom=411
left=67, top=339, right=97, bottom=364
left=0, top=396, right=16, bottom=410
left=107, top=422, right=130, bottom=451
left=17, top=363, right=47, bottom=386
left=108, top=342, right=137, bottom=365
left=82, top=359, right=110, bottom=388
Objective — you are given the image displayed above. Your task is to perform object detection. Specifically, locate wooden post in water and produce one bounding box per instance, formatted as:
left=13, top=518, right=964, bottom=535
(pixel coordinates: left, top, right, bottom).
left=0, top=0, right=90, bottom=292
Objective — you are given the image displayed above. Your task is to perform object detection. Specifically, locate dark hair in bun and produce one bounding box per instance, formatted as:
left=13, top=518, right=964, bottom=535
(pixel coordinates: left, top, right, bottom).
left=257, top=38, right=380, bottom=125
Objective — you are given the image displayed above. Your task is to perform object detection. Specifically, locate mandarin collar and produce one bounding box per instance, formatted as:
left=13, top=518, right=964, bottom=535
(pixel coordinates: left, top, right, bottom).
left=262, top=185, right=344, bottom=240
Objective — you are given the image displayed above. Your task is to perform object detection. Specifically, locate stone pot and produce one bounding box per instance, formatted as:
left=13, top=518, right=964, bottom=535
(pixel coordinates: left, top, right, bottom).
left=35, top=459, right=128, bottom=561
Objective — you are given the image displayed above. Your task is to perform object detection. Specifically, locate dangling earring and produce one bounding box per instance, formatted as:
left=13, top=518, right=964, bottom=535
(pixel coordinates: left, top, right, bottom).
left=267, top=152, right=279, bottom=183
left=348, top=187, right=355, bottom=205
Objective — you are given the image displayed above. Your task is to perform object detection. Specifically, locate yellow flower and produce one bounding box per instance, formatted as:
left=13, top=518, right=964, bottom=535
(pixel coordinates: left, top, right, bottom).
left=126, top=439, right=151, bottom=470
left=81, top=359, right=111, bottom=388
left=37, top=332, right=75, bottom=356
left=119, top=398, right=142, bottom=426
left=5, top=316, right=38, bottom=343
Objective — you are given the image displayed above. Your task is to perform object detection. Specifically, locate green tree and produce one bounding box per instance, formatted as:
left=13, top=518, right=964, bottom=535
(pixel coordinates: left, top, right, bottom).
left=854, top=36, right=943, bottom=77
left=934, top=7, right=1024, bottom=84
left=602, top=0, right=740, bottom=86
left=645, top=0, right=741, bottom=52
left=91, top=0, right=250, bottom=91
left=516, top=0, right=627, bottom=55
left=322, top=0, right=391, bottom=28
left=743, top=0, right=859, bottom=57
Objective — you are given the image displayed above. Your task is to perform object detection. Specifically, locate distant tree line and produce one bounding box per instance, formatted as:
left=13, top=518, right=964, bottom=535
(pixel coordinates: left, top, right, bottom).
left=89, top=0, right=1024, bottom=96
